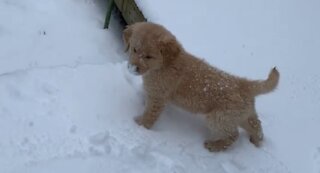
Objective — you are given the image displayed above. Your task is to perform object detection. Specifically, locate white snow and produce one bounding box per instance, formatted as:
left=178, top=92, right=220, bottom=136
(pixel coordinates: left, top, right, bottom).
left=0, top=0, right=320, bottom=173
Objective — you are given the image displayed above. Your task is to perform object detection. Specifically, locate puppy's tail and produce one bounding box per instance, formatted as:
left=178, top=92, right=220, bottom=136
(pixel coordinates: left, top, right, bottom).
left=246, top=67, right=280, bottom=96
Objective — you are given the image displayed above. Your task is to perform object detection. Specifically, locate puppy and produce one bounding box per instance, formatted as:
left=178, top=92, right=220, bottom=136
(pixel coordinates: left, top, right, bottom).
left=123, top=22, right=279, bottom=152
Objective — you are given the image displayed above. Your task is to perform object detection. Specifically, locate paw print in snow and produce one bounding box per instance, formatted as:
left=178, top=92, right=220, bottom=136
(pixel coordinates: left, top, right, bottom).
left=314, top=147, right=320, bottom=173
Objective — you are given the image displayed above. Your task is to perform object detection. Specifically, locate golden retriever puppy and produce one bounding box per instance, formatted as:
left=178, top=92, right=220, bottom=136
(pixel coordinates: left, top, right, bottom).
left=123, top=22, right=279, bottom=152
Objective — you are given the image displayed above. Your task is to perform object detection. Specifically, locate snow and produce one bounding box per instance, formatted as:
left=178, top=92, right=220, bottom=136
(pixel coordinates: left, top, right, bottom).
left=0, top=0, right=319, bottom=173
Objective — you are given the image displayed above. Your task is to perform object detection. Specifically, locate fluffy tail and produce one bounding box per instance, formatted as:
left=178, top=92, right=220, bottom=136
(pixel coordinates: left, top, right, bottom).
left=247, top=67, right=280, bottom=96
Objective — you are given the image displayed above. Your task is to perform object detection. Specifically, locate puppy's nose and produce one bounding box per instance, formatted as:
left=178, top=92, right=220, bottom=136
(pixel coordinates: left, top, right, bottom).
left=128, top=63, right=140, bottom=74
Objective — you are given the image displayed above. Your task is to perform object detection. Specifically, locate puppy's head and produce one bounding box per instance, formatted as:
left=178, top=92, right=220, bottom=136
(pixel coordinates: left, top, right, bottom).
left=123, top=22, right=182, bottom=75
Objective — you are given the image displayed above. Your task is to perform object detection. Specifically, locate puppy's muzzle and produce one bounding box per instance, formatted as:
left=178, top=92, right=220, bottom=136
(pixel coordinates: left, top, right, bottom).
left=127, top=63, right=140, bottom=75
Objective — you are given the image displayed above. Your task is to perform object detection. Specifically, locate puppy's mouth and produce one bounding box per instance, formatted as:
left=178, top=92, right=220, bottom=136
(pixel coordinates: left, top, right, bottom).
left=127, top=63, right=143, bottom=75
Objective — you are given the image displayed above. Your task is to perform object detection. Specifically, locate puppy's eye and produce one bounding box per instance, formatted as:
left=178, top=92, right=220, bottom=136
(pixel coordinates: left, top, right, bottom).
left=133, top=48, right=137, bottom=53
left=145, top=56, right=153, bottom=59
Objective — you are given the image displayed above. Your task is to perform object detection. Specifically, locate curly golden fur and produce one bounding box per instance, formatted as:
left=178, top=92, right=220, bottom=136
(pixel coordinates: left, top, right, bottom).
left=123, top=22, right=279, bottom=152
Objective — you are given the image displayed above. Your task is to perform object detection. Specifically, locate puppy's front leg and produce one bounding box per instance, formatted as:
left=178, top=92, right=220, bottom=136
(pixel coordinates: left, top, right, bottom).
left=135, top=97, right=165, bottom=129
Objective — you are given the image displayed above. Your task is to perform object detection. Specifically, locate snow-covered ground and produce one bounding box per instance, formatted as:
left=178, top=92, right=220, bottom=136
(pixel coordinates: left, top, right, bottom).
left=0, top=0, right=319, bottom=172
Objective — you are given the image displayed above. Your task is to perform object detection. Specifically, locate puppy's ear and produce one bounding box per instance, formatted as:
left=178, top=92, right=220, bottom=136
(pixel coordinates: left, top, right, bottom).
left=123, top=24, right=135, bottom=52
left=159, top=36, right=181, bottom=63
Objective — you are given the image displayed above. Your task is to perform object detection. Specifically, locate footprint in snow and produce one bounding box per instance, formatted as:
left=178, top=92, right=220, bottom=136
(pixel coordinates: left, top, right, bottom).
left=88, top=131, right=120, bottom=156
left=313, top=147, right=320, bottom=173
left=131, top=144, right=185, bottom=172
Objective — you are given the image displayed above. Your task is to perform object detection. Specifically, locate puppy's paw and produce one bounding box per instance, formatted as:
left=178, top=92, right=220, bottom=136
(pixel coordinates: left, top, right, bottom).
left=204, top=139, right=230, bottom=152
left=249, top=134, right=263, bottom=147
left=134, top=116, right=153, bottom=129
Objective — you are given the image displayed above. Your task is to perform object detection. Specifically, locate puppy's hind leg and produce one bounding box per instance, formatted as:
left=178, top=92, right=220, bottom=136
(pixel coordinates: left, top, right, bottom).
left=204, top=111, right=239, bottom=152
left=240, top=109, right=264, bottom=147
